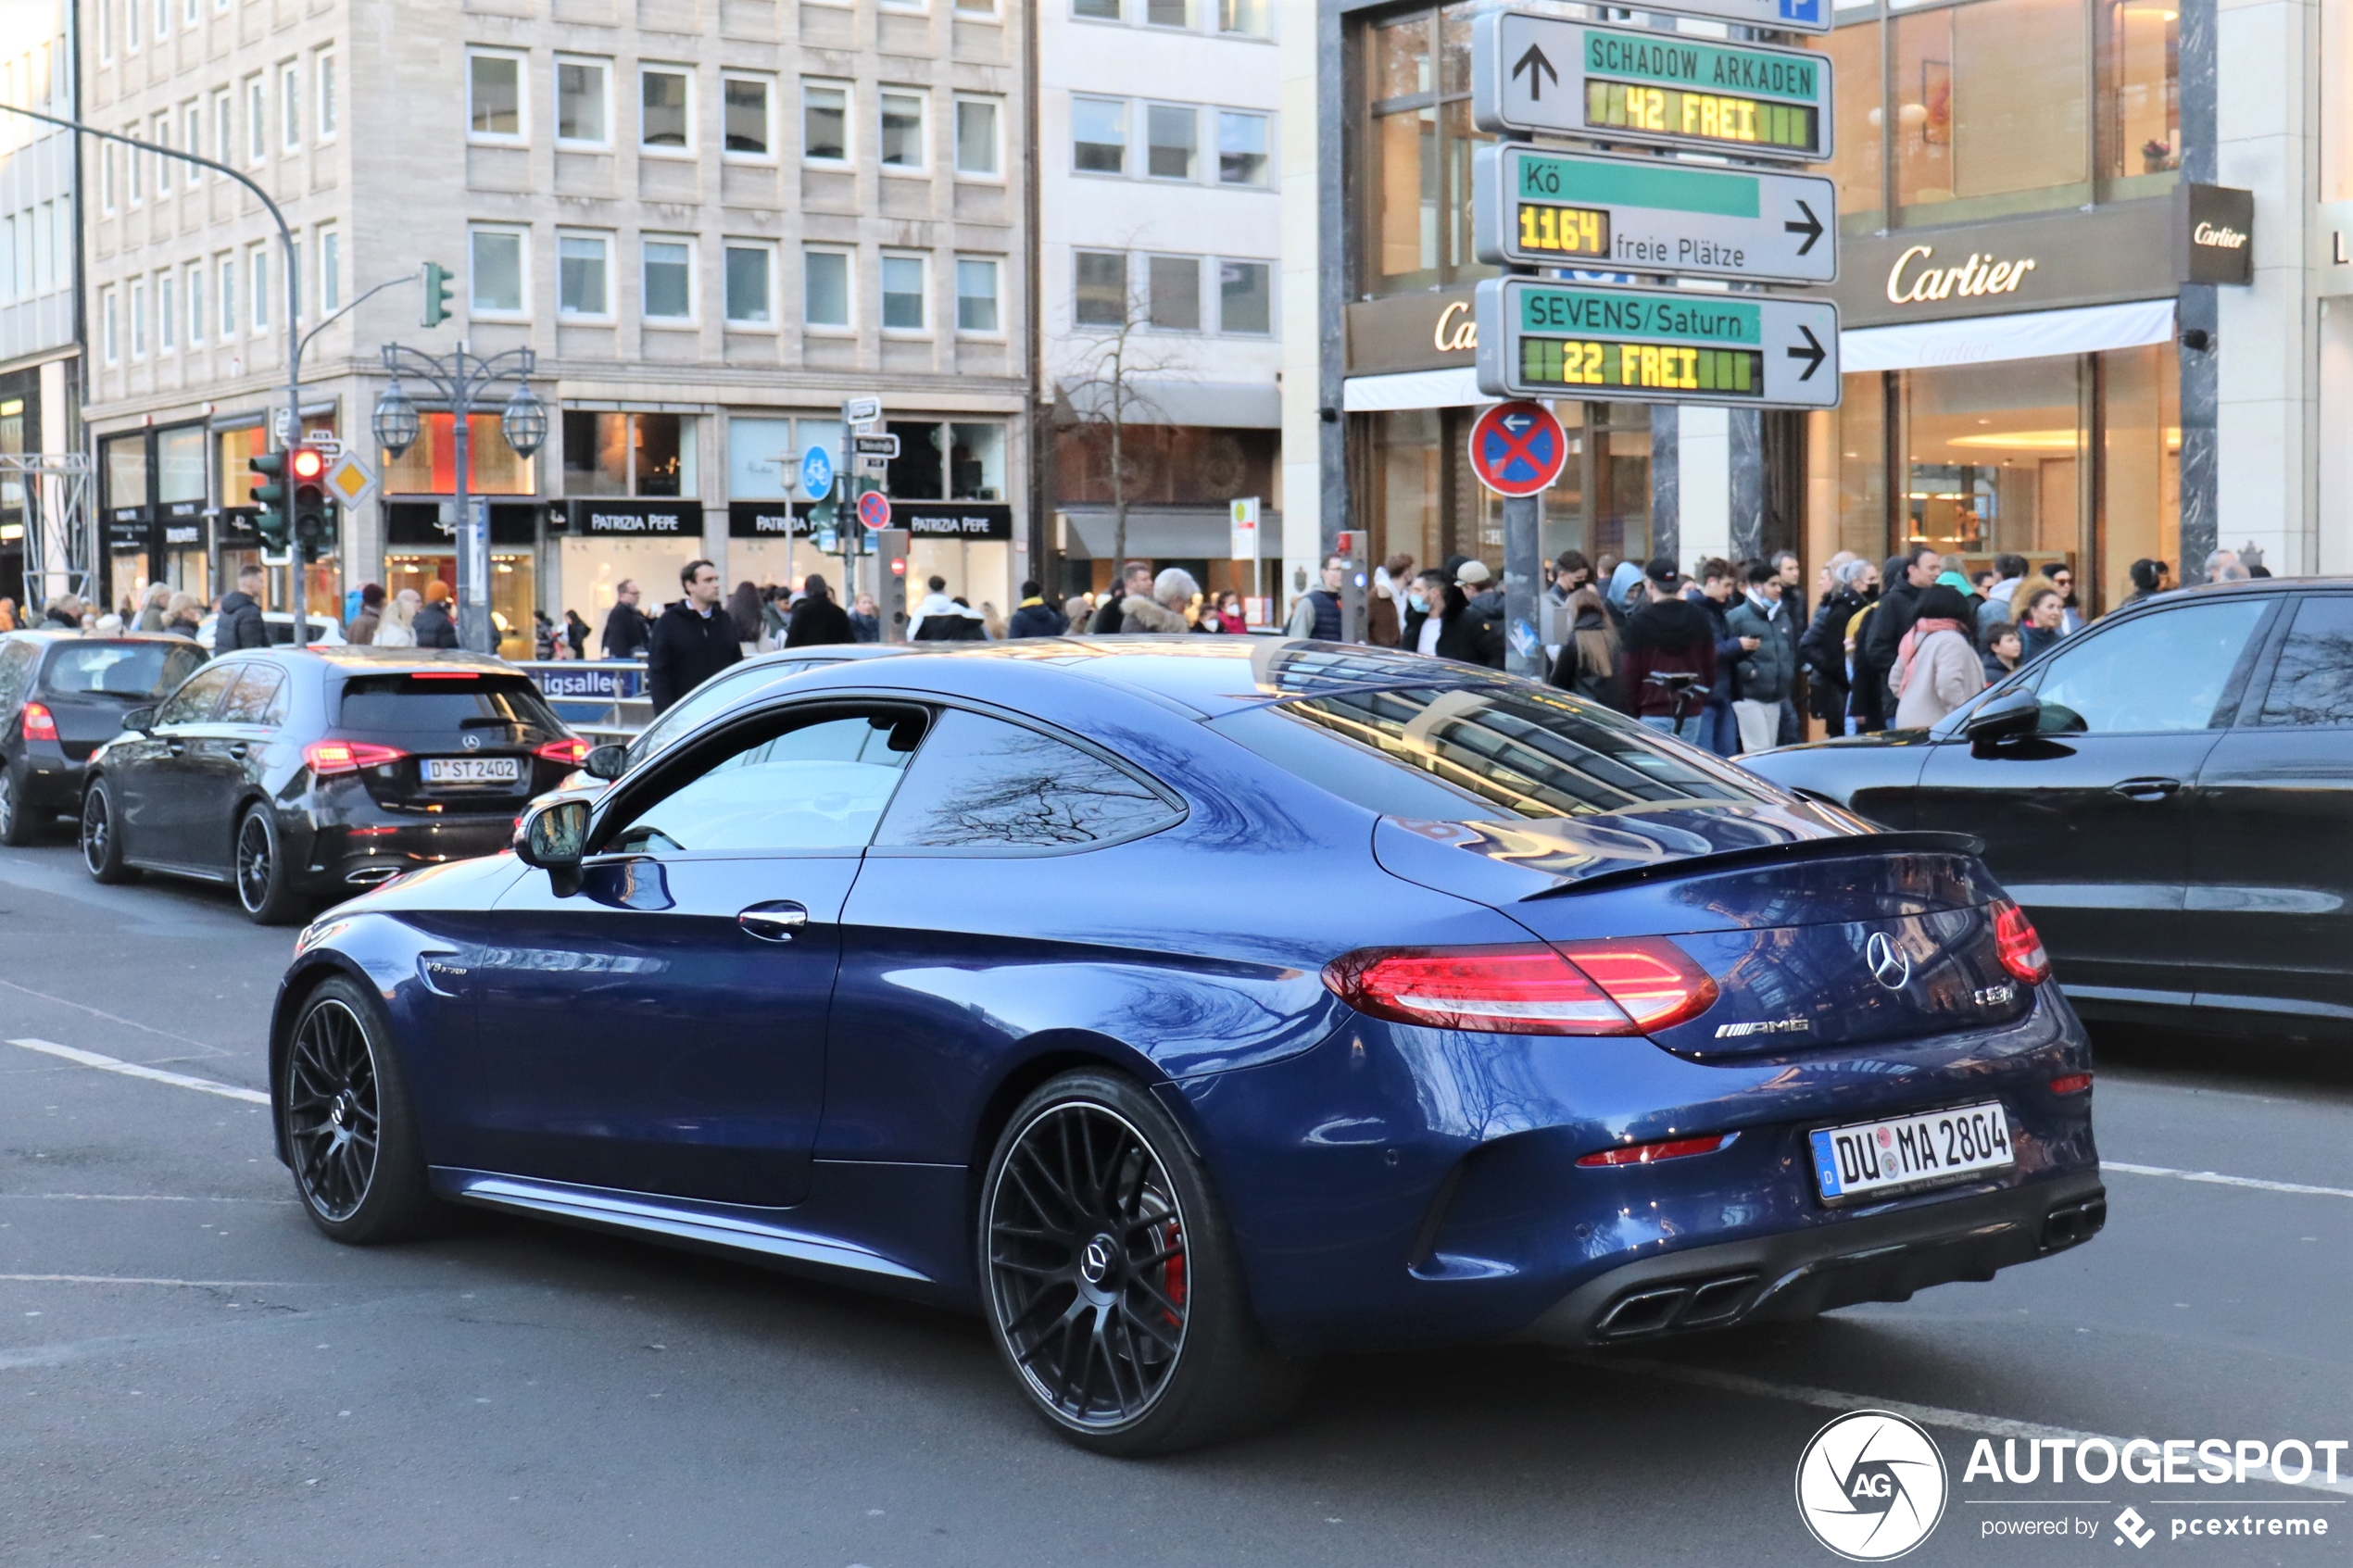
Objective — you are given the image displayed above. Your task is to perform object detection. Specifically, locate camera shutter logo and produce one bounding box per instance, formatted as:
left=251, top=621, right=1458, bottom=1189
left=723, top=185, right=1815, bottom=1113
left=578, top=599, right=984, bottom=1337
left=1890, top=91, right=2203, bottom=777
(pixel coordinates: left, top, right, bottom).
left=1794, top=1410, right=1947, bottom=1561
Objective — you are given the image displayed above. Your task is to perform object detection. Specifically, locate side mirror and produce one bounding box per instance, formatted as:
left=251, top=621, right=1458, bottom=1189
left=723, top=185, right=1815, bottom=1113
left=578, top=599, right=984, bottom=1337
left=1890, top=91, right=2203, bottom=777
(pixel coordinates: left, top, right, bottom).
left=121, top=706, right=157, bottom=734
left=514, top=797, right=590, bottom=896
left=584, top=743, right=630, bottom=782
left=1963, top=688, right=2041, bottom=747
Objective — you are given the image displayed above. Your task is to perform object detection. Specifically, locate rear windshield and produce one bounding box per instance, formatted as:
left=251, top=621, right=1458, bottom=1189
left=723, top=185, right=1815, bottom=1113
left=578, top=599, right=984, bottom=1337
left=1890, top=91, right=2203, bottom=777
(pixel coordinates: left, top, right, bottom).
left=1211, top=685, right=1770, bottom=821
left=337, top=673, right=562, bottom=734
left=43, top=641, right=205, bottom=699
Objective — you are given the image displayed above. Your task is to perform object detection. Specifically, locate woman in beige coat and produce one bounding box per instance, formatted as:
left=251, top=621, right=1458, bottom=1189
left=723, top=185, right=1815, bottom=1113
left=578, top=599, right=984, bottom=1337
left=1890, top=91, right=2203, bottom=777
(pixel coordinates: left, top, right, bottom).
left=1893, top=584, right=1986, bottom=729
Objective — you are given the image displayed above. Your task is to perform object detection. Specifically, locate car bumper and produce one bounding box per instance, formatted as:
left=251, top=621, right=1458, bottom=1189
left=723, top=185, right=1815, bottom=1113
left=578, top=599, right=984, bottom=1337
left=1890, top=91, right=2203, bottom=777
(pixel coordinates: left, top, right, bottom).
left=12, top=744, right=88, bottom=812
left=1180, top=985, right=2099, bottom=1356
left=291, top=809, right=519, bottom=895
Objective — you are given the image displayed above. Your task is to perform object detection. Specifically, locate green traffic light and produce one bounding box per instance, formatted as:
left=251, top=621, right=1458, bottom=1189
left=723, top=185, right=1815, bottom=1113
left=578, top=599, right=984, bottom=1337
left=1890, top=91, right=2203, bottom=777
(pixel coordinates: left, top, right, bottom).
left=422, top=261, right=454, bottom=329
left=247, top=452, right=290, bottom=547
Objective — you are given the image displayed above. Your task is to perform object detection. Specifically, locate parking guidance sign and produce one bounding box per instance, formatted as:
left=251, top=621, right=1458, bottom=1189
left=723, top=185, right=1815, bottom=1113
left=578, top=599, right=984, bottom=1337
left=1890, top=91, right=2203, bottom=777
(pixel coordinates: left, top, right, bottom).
left=1474, top=145, right=1836, bottom=286
left=1475, top=278, right=1841, bottom=409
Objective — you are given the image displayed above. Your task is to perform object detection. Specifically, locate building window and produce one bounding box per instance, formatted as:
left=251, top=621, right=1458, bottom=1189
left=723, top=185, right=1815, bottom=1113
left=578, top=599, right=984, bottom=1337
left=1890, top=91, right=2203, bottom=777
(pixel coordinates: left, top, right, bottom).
left=1146, top=104, right=1196, bottom=180
left=320, top=226, right=340, bottom=311
left=880, top=253, right=925, bottom=332
left=155, top=0, right=168, bottom=41
left=1147, top=254, right=1199, bottom=330
left=954, top=0, right=996, bottom=12
left=1145, top=0, right=1191, bottom=28
left=318, top=52, right=337, bottom=140
left=470, top=227, right=526, bottom=315
left=804, top=248, right=851, bottom=327
left=560, top=411, right=697, bottom=498
left=1074, top=249, right=1127, bottom=327
left=724, top=243, right=773, bottom=324
left=1072, top=96, right=1126, bottom=173
left=886, top=422, right=1006, bottom=500
left=556, top=59, right=610, bottom=144
left=102, top=288, right=119, bottom=364
left=803, top=81, right=849, bottom=161
left=220, top=254, right=235, bottom=335
left=724, top=76, right=773, bottom=156
left=159, top=272, right=176, bottom=351
left=954, top=97, right=1000, bottom=175
left=1217, top=258, right=1270, bottom=334
left=1217, top=110, right=1268, bottom=185
left=213, top=89, right=231, bottom=165
left=131, top=278, right=146, bottom=358
left=101, top=143, right=116, bottom=212
left=186, top=263, right=204, bottom=343
left=184, top=102, right=203, bottom=181
left=280, top=60, right=301, bottom=149
left=126, top=127, right=143, bottom=203
left=1074, top=0, right=1120, bottom=19
left=642, top=236, right=694, bottom=319
left=559, top=232, right=610, bottom=316
left=955, top=257, right=1000, bottom=333
left=1219, top=0, right=1268, bottom=36
left=1361, top=6, right=1487, bottom=295
left=880, top=90, right=925, bottom=169
left=640, top=66, right=691, bottom=152
left=153, top=113, right=171, bottom=194
left=469, top=51, right=523, bottom=140
left=289, top=236, right=301, bottom=320
left=245, top=75, right=265, bottom=162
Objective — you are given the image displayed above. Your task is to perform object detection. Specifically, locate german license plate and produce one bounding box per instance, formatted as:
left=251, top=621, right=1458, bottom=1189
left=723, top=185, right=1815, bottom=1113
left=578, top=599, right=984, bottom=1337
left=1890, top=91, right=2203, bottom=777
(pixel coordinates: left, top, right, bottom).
left=422, top=756, right=520, bottom=784
left=1809, top=1100, right=2014, bottom=1205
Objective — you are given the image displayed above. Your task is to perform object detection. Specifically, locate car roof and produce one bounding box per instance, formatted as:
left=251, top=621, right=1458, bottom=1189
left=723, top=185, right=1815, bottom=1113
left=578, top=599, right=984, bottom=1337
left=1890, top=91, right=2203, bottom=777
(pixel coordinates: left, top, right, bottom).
left=237, top=646, right=518, bottom=676
left=2128, top=576, right=2353, bottom=608
left=6, top=632, right=200, bottom=647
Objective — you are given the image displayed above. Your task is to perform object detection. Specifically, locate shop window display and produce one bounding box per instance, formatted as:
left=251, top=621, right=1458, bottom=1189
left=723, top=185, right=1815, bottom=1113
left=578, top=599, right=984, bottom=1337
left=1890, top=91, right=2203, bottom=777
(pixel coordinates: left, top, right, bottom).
left=561, top=411, right=695, bottom=498
left=381, top=413, right=536, bottom=495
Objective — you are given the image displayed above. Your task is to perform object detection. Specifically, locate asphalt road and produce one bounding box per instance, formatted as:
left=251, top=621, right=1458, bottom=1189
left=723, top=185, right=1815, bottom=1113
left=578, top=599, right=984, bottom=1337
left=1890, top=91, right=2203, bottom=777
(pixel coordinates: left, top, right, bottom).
left=1, top=837, right=2346, bottom=1568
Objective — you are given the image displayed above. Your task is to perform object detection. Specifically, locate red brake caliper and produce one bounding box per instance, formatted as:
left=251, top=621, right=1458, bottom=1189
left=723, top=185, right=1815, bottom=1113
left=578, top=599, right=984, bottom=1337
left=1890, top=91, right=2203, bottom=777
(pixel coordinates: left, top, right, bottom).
left=1161, top=1220, right=1187, bottom=1326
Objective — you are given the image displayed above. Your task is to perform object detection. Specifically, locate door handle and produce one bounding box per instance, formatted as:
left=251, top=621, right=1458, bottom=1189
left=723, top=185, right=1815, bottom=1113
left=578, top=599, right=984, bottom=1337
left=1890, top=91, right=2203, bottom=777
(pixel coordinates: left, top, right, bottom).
left=165, top=740, right=187, bottom=756
left=228, top=744, right=250, bottom=761
left=737, top=901, right=809, bottom=942
left=2109, top=776, right=2182, bottom=800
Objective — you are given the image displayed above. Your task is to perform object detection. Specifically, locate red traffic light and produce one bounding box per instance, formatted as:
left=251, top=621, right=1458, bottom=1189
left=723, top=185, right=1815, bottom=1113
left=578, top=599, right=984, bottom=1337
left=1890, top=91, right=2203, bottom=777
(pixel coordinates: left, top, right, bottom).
left=289, top=445, right=327, bottom=482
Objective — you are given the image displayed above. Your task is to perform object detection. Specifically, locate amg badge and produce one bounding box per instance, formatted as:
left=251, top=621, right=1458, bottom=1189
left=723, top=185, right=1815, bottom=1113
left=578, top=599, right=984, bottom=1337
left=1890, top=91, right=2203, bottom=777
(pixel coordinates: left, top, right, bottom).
left=1715, top=1018, right=1813, bottom=1038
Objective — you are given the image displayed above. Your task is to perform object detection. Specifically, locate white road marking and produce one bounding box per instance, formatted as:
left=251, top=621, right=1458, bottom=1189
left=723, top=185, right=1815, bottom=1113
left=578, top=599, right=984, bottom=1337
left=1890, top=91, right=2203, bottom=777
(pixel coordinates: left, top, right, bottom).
left=2104, top=1160, right=2353, bottom=1200
left=0, top=977, right=234, bottom=1056
left=1578, top=1354, right=2353, bottom=1498
left=10, top=1193, right=292, bottom=1204
left=5, top=1038, right=268, bottom=1106
left=0, top=1274, right=316, bottom=1287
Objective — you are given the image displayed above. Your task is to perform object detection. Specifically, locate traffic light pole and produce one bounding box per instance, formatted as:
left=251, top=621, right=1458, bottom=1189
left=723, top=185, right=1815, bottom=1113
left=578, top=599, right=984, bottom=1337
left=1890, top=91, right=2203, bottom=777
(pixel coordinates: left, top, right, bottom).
left=0, top=106, right=304, bottom=634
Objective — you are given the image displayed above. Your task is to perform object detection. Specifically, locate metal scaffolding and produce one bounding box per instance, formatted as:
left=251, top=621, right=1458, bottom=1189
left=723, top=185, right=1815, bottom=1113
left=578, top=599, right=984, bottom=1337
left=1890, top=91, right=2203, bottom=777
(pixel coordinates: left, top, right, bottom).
left=0, top=453, right=96, bottom=616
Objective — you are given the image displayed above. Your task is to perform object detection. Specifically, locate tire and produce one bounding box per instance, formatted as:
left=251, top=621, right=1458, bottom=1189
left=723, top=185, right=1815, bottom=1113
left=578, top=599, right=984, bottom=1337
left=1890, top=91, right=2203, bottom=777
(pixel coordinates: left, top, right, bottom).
left=978, top=1070, right=1304, bottom=1456
left=80, top=777, right=136, bottom=884
left=280, top=975, right=440, bottom=1244
left=233, top=805, right=308, bottom=926
left=0, top=761, right=39, bottom=847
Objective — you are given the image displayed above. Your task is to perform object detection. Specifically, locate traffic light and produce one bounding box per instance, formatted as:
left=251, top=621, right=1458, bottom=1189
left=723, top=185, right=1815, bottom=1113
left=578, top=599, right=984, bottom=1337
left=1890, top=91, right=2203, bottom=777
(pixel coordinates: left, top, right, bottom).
left=422, top=261, right=454, bottom=328
left=877, top=528, right=911, bottom=643
left=290, top=445, right=333, bottom=549
left=247, top=450, right=289, bottom=549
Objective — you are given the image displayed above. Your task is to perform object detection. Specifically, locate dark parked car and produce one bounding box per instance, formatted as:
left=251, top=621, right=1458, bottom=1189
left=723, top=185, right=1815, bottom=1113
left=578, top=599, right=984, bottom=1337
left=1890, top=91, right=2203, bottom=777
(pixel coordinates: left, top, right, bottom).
left=1744, top=578, right=2353, bottom=1039
left=0, top=633, right=207, bottom=846
left=81, top=647, right=585, bottom=922
left=271, top=641, right=2100, bottom=1454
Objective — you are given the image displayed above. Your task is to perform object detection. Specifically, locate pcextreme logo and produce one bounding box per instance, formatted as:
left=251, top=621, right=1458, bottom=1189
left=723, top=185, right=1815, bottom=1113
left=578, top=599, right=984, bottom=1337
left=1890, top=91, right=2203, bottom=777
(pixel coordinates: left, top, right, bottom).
left=1796, top=1411, right=1949, bottom=1561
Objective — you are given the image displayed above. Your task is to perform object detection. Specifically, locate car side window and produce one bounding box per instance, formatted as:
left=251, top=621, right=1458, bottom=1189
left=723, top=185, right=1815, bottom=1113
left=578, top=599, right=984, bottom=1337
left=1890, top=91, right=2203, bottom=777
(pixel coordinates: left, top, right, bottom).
left=626, top=661, right=812, bottom=768
left=2024, top=600, right=2271, bottom=734
left=2254, top=596, right=2353, bottom=728
left=0, top=643, right=34, bottom=709
left=217, top=665, right=288, bottom=726
left=603, top=711, right=919, bottom=856
left=873, top=709, right=1180, bottom=852
left=156, top=663, right=240, bottom=727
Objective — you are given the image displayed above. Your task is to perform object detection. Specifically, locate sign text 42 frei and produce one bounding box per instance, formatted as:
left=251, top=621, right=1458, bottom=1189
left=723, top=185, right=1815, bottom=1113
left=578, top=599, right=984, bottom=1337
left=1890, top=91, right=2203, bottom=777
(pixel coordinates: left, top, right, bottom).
left=1474, top=278, right=1841, bottom=409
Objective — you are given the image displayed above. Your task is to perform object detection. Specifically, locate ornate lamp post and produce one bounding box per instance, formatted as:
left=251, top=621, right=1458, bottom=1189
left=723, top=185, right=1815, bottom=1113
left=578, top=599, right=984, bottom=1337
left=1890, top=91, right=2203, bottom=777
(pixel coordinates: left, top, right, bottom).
left=371, top=345, right=542, bottom=654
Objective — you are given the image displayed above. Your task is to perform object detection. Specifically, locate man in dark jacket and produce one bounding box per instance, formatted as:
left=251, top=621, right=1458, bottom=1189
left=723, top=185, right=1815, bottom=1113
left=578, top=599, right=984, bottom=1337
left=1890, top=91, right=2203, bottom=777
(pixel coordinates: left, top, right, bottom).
left=1725, top=562, right=1795, bottom=754
left=1088, top=562, right=1154, bottom=634
left=1859, top=546, right=1945, bottom=719
left=646, top=559, right=743, bottom=713
left=1006, top=581, right=1068, bottom=638
left=217, top=567, right=271, bottom=649
left=1800, top=558, right=1876, bottom=734
left=347, top=583, right=384, bottom=646
left=785, top=572, right=856, bottom=647
left=1682, top=559, right=1752, bottom=757
left=412, top=582, right=459, bottom=648
left=600, top=579, right=653, bottom=660
left=1619, top=558, right=1718, bottom=741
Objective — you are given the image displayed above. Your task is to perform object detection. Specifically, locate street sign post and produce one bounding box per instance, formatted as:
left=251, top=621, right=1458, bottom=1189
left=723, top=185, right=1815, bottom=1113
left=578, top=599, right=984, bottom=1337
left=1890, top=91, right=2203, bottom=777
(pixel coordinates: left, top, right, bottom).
left=852, top=434, right=900, bottom=458
left=856, top=491, right=892, bottom=532
left=1229, top=496, right=1260, bottom=561
left=1473, top=144, right=1835, bottom=284
left=1472, top=12, right=1833, bottom=164
left=844, top=395, right=883, bottom=424
left=1466, top=402, right=1570, bottom=497
left=322, top=451, right=376, bottom=513
left=1475, top=277, right=1839, bottom=408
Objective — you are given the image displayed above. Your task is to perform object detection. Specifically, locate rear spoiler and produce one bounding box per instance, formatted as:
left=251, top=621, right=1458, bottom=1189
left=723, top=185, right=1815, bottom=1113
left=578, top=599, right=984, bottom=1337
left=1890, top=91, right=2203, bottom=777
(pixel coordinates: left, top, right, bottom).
left=1520, top=830, right=1987, bottom=901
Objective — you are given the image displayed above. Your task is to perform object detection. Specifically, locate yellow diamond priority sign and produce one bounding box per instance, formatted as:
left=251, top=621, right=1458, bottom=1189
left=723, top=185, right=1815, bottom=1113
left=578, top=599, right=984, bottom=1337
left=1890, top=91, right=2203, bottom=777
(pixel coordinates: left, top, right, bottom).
left=323, top=452, right=375, bottom=510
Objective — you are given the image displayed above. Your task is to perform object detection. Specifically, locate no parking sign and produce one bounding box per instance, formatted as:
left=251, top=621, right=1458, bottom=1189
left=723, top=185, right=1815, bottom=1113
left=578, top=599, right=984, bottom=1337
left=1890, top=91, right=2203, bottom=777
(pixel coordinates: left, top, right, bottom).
left=1466, top=401, right=1568, bottom=498
left=856, top=492, right=892, bottom=531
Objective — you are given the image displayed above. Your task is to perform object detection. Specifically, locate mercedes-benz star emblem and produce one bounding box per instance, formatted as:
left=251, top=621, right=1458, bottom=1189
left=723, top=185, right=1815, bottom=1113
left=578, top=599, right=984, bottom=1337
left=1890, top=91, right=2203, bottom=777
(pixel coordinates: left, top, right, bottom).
left=462, top=734, right=481, bottom=750
left=1080, top=1238, right=1112, bottom=1285
left=1864, top=932, right=1912, bottom=992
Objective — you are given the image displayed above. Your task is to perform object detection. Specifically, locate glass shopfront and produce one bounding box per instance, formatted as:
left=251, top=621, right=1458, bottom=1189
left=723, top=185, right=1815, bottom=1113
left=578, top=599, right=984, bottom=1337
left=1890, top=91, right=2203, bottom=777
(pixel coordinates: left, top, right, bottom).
left=557, top=410, right=700, bottom=640
left=378, top=409, right=542, bottom=657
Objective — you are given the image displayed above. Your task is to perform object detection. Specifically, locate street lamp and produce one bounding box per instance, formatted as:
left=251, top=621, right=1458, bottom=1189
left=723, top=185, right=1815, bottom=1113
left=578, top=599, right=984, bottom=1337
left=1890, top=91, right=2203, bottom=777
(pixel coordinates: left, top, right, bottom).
left=372, top=343, right=539, bottom=654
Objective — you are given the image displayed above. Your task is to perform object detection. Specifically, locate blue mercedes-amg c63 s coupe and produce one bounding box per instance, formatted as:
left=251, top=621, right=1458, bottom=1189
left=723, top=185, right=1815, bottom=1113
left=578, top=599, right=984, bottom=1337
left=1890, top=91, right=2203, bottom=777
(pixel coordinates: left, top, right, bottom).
left=269, top=640, right=2103, bottom=1454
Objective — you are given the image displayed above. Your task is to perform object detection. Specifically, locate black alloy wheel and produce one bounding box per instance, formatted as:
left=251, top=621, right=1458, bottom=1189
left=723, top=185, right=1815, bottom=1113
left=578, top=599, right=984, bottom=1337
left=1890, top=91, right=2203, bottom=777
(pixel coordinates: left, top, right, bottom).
left=234, top=807, right=304, bottom=925
left=0, top=762, right=32, bottom=847
left=281, top=977, right=437, bottom=1243
left=80, top=779, right=134, bottom=883
left=980, top=1072, right=1302, bottom=1455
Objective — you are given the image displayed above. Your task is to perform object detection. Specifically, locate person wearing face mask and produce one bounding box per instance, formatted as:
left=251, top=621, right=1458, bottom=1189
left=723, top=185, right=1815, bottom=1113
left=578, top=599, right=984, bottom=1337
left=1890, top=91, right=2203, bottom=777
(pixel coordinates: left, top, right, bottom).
left=1402, top=568, right=1497, bottom=663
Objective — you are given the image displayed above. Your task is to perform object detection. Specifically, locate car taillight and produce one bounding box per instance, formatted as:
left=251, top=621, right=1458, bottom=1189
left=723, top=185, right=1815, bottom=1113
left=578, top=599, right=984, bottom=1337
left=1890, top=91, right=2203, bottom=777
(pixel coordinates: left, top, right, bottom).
left=2049, top=1072, right=2092, bottom=1095
left=19, top=701, right=57, bottom=741
left=304, top=739, right=408, bottom=777
left=1326, top=945, right=1637, bottom=1035
left=1992, top=898, right=2051, bottom=985
left=1577, top=1132, right=1737, bottom=1168
left=1553, top=937, right=1721, bottom=1032
left=534, top=737, right=590, bottom=766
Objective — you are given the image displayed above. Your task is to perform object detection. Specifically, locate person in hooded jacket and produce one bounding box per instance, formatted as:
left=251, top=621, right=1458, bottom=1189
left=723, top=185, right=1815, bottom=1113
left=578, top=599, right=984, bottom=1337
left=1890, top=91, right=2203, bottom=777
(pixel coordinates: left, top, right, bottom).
left=1798, top=557, right=1877, bottom=734
left=1399, top=569, right=1499, bottom=666
left=1006, top=581, right=1068, bottom=638
left=1618, top=558, right=1719, bottom=739
left=784, top=571, right=854, bottom=647
left=1546, top=585, right=1621, bottom=707
left=1892, top=583, right=1985, bottom=729
left=1117, top=568, right=1198, bottom=633
left=1603, top=559, right=1644, bottom=633
left=1447, top=562, right=1507, bottom=667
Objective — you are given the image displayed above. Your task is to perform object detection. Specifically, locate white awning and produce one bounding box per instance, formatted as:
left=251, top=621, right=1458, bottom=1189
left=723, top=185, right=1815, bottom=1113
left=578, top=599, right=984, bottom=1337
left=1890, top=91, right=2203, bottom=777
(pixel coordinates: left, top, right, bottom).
left=1840, top=297, right=2177, bottom=372
left=1341, top=367, right=1491, bottom=412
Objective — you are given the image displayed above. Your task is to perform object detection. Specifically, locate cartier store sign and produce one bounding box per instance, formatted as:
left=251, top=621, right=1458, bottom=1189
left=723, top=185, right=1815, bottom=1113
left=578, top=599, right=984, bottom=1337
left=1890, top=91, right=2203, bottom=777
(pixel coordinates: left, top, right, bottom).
left=1826, top=198, right=2177, bottom=329
left=1345, top=287, right=1481, bottom=377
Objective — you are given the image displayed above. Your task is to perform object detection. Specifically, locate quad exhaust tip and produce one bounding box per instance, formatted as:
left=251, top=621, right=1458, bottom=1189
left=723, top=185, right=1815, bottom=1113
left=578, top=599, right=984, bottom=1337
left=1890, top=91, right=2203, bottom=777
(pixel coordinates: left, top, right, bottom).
left=344, top=865, right=406, bottom=886
left=1594, top=1272, right=1761, bottom=1339
left=2041, top=1195, right=2107, bottom=1250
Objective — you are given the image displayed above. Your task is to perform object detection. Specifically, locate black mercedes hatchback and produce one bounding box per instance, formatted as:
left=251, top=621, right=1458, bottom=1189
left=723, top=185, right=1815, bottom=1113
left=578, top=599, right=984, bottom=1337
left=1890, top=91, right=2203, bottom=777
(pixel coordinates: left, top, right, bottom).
left=0, top=633, right=208, bottom=846
left=80, top=647, right=585, bottom=922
